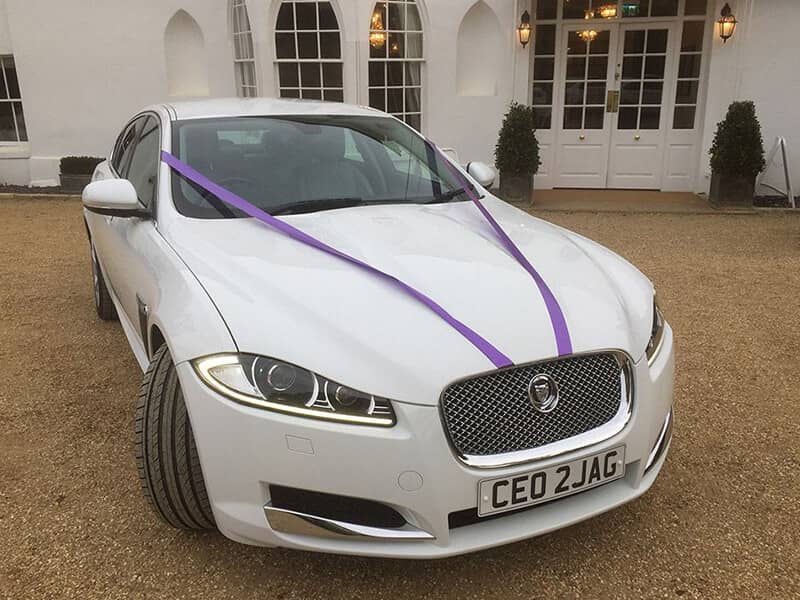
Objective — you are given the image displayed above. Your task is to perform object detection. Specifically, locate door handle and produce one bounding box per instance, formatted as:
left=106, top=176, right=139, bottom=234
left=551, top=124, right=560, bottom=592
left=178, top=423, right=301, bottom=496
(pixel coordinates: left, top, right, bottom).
left=606, top=90, right=620, bottom=113
left=579, top=134, right=585, bottom=141
left=634, top=134, right=641, bottom=141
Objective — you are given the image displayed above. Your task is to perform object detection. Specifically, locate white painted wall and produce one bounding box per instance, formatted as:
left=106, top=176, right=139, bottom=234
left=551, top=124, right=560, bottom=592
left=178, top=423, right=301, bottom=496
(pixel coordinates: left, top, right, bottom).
left=2, top=0, right=235, bottom=185
left=0, top=0, right=796, bottom=197
left=0, top=0, right=523, bottom=186
left=699, top=0, right=800, bottom=196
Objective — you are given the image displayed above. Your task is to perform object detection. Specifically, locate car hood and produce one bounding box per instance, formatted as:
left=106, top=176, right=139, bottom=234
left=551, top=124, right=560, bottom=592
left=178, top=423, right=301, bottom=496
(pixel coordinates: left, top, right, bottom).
left=162, top=196, right=653, bottom=405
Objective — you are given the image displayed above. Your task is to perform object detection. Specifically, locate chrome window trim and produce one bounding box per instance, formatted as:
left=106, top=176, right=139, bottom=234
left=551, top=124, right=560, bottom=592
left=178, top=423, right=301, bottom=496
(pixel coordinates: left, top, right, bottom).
left=438, top=350, right=635, bottom=470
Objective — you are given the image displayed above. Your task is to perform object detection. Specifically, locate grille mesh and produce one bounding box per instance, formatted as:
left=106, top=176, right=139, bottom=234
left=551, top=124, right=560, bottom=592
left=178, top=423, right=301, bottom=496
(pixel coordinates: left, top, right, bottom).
left=441, top=353, right=625, bottom=457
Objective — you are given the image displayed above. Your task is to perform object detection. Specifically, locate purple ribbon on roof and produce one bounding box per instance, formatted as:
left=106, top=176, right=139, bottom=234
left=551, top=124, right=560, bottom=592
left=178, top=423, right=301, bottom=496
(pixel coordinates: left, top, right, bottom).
left=161, top=144, right=571, bottom=368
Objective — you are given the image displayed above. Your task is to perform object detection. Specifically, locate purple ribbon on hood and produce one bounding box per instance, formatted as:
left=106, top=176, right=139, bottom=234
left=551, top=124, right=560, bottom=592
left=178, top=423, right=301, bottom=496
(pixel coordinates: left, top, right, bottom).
left=432, top=144, right=573, bottom=357
left=161, top=144, right=571, bottom=367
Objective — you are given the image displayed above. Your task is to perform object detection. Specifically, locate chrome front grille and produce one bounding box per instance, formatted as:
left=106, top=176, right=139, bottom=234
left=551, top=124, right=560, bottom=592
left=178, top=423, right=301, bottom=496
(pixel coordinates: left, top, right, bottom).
left=440, top=352, right=631, bottom=468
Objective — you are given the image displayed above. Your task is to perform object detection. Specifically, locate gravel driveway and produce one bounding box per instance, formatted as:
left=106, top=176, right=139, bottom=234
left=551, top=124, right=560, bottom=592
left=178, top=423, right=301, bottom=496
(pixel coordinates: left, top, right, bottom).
left=1, top=198, right=798, bottom=599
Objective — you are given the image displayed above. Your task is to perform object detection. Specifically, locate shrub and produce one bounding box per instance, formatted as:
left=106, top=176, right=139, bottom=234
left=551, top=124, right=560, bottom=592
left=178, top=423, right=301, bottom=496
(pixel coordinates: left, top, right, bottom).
left=494, top=102, right=541, bottom=177
left=60, top=156, right=104, bottom=175
left=709, top=100, right=765, bottom=179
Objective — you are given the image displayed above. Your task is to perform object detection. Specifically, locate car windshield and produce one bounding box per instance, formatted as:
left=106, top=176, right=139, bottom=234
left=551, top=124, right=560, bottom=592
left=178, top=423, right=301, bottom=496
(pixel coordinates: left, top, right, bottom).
left=170, top=115, right=477, bottom=218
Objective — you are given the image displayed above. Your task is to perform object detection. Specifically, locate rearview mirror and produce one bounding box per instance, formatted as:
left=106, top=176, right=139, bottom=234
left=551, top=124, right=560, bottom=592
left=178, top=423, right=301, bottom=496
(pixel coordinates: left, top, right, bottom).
left=466, top=162, right=496, bottom=188
left=82, top=179, right=148, bottom=218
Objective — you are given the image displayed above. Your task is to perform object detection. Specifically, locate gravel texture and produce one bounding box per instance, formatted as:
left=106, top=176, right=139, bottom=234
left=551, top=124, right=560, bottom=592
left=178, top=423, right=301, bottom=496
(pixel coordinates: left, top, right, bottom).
left=1, top=197, right=798, bottom=599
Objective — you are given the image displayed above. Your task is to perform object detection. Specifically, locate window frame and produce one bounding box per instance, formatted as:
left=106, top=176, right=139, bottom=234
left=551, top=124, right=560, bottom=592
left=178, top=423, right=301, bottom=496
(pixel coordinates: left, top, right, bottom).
left=273, top=0, right=345, bottom=102
left=527, top=1, right=710, bottom=132
left=110, top=116, right=147, bottom=178
left=0, top=55, right=28, bottom=145
left=125, top=115, right=162, bottom=210
left=366, top=0, right=425, bottom=131
left=109, top=111, right=163, bottom=214
left=231, top=0, right=258, bottom=97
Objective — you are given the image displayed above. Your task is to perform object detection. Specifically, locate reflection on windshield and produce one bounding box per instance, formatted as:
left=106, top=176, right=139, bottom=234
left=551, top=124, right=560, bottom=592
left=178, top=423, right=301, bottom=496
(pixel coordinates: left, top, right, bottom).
left=171, top=115, right=474, bottom=218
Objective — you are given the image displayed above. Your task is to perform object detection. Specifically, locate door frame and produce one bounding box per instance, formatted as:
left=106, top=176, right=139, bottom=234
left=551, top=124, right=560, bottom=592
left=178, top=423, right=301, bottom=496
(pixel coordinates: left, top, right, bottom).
left=527, top=5, right=713, bottom=191
left=605, top=20, right=682, bottom=190
left=551, top=22, right=620, bottom=189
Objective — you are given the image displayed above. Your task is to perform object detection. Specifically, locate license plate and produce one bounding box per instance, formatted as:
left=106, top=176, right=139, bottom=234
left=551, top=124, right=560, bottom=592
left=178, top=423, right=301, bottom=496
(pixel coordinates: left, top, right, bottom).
left=477, top=446, right=626, bottom=517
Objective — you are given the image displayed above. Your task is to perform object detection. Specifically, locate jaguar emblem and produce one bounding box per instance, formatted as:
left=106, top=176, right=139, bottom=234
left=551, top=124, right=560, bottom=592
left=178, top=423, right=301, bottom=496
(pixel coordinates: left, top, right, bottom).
left=528, top=373, right=559, bottom=413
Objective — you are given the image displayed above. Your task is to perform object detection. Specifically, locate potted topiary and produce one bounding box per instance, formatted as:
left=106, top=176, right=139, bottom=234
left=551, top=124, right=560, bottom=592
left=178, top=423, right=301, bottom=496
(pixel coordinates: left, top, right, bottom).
left=708, top=100, right=765, bottom=207
left=494, top=102, right=541, bottom=206
left=60, top=156, right=104, bottom=191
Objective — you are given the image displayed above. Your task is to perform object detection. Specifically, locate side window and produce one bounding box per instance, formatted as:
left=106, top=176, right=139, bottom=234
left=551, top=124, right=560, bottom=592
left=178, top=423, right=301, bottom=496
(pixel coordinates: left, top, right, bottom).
left=111, top=118, right=144, bottom=176
left=125, top=116, right=160, bottom=208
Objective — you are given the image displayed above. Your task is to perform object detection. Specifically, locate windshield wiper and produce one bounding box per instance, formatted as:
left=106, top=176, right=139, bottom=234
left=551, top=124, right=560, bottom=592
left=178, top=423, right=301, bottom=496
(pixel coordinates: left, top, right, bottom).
left=271, top=197, right=365, bottom=216
left=423, top=188, right=474, bottom=204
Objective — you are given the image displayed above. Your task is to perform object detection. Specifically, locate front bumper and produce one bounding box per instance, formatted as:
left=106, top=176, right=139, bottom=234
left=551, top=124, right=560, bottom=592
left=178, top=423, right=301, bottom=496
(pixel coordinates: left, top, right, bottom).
left=179, top=327, right=674, bottom=558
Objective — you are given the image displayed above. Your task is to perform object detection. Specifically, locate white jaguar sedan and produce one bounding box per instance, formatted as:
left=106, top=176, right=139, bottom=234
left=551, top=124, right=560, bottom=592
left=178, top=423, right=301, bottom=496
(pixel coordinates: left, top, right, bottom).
left=82, top=98, right=674, bottom=558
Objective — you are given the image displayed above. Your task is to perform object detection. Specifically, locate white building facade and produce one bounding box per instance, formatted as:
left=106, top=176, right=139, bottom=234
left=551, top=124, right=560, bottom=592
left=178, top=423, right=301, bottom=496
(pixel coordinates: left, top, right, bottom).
left=0, top=0, right=797, bottom=195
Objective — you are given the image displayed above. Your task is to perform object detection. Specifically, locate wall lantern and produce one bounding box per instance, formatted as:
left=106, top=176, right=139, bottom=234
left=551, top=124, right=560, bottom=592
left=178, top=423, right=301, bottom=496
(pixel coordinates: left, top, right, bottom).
left=717, top=3, right=737, bottom=43
left=517, top=10, right=532, bottom=48
left=369, top=8, right=386, bottom=49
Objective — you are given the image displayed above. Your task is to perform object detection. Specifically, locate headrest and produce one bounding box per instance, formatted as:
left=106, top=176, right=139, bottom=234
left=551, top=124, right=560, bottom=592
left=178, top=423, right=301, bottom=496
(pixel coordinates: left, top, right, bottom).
left=309, top=126, right=345, bottom=162
left=184, top=127, right=219, bottom=170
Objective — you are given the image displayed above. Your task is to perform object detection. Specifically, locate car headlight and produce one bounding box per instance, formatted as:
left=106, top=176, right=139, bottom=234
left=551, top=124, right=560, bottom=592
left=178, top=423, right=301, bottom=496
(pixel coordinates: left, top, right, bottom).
left=193, top=354, right=396, bottom=427
left=646, top=296, right=666, bottom=365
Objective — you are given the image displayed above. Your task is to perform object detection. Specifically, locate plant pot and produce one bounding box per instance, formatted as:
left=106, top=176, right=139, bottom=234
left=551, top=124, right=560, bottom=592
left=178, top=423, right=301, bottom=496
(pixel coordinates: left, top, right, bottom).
left=499, top=173, right=533, bottom=207
left=60, top=173, right=92, bottom=192
left=709, top=172, right=755, bottom=207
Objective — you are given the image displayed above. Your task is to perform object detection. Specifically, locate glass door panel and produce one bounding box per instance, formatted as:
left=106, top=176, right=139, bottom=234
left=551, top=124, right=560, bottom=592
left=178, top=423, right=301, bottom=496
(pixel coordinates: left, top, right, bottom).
left=554, top=25, right=617, bottom=188
left=607, top=24, right=676, bottom=189
left=563, top=30, right=610, bottom=130
left=617, top=28, right=667, bottom=131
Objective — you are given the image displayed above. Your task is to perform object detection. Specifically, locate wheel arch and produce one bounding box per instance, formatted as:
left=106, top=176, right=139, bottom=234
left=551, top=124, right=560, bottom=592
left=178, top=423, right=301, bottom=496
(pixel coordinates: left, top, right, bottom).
left=149, top=323, right=166, bottom=359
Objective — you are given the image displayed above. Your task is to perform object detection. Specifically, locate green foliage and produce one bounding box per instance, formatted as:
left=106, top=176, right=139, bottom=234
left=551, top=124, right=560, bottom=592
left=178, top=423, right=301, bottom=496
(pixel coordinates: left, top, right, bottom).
left=494, top=102, right=541, bottom=177
left=60, top=156, right=104, bottom=175
left=709, top=101, right=766, bottom=179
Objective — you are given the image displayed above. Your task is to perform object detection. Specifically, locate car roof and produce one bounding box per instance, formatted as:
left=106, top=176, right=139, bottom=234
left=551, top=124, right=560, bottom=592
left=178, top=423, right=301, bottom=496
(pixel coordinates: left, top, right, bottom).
left=155, top=97, right=385, bottom=121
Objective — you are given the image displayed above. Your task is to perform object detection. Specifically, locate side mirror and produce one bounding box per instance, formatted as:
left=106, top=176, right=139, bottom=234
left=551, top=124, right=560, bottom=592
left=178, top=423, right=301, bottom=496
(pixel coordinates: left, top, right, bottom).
left=466, top=162, right=496, bottom=188
left=82, top=179, right=148, bottom=218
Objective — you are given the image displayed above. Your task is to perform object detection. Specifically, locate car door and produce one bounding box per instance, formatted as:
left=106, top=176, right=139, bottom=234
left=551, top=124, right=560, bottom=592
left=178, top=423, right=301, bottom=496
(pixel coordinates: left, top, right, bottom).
left=89, top=117, right=144, bottom=300
left=101, top=114, right=162, bottom=345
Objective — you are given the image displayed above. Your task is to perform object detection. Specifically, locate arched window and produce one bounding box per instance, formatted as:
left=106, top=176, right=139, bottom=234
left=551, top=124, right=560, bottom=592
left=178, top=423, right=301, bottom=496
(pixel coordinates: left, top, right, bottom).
left=274, top=1, right=343, bottom=102
left=368, top=0, right=423, bottom=130
left=231, top=0, right=257, bottom=97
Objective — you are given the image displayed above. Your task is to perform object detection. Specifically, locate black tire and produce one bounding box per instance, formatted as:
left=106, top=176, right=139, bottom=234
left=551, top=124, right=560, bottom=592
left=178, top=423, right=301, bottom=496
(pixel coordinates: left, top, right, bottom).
left=90, top=243, right=117, bottom=321
left=135, top=345, right=215, bottom=530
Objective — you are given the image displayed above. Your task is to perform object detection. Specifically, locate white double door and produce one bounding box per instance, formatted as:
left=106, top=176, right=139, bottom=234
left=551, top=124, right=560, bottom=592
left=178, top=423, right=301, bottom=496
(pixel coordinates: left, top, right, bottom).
left=553, top=22, right=679, bottom=189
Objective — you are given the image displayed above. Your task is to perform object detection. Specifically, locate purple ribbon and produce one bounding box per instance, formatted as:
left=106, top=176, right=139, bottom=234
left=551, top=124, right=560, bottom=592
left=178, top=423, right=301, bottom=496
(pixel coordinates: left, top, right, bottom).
left=430, top=142, right=573, bottom=356
left=161, top=139, right=572, bottom=367
left=161, top=150, right=513, bottom=368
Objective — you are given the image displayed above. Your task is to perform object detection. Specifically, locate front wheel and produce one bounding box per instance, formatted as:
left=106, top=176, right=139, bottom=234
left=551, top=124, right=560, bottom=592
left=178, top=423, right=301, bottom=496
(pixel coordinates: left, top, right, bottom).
left=135, top=345, right=215, bottom=530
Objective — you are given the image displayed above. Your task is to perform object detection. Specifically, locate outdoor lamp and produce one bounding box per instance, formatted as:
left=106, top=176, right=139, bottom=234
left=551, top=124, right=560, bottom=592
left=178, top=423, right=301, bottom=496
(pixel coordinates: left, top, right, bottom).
left=718, top=3, right=737, bottom=43
left=517, top=10, right=531, bottom=48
